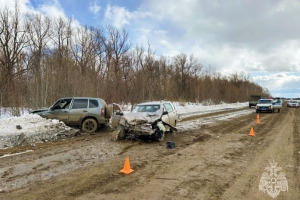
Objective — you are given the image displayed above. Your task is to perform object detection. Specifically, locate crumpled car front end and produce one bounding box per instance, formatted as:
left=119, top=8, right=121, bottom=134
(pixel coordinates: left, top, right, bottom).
left=111, top=108, right=174, bottom=142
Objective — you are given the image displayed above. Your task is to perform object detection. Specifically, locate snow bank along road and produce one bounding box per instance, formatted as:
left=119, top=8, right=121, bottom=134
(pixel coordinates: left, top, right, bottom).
left=0, top=104, right=299, bottom=199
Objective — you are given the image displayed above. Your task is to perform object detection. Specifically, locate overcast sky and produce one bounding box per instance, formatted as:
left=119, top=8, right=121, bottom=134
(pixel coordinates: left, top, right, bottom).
left=1, top=0, right=300, bottom=98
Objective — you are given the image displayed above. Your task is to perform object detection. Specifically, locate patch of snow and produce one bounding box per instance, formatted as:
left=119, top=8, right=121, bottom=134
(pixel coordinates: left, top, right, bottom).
left=0, top=114, right=79, bottom=149
left=177, top=109, right=254, bottom=132
left=0, top=114, right=63, bottom=136
left=175, top=102, right=248, bottom=120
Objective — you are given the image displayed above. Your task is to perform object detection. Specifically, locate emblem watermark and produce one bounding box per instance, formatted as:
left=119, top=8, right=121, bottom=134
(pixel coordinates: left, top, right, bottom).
left=259, top=160, right=288, bottom=199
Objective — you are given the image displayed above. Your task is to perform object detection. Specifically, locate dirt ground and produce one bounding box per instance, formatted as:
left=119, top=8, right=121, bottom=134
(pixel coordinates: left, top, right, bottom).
left=0, top=104, right=299, bottom=200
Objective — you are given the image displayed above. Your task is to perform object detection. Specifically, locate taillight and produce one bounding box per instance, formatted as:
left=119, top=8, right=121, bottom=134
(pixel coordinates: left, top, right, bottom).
left=101, top=108, right=104, bottom=116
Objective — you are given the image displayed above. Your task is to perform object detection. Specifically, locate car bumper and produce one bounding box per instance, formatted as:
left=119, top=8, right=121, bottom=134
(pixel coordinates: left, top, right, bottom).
left=256, top=107, right=272, bottom=112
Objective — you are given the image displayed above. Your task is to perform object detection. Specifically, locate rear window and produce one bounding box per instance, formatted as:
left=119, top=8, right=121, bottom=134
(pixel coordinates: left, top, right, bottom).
left=72, top=99, right=88, bottom=109
left=89, top=99, right=99, bottom=108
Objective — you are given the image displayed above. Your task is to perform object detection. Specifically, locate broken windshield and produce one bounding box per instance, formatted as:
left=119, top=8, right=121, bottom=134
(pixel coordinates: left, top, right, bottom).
left=131, top=105, right=161, bottom=113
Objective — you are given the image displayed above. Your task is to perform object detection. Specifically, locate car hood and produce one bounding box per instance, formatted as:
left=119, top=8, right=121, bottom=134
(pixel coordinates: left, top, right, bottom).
left=30, top=108, right=49, bottom=114
left=119, top=108, right=177, bottom=132
left=122, top=108, right=164, bottom=125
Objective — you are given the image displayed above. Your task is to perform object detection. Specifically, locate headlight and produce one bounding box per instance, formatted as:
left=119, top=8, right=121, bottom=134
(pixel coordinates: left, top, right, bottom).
left=119, top=119, right=126, bottom=126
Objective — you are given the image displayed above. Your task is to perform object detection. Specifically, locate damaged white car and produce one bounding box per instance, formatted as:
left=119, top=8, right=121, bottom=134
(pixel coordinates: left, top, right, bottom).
left=111, top=102, right=178, bottom=142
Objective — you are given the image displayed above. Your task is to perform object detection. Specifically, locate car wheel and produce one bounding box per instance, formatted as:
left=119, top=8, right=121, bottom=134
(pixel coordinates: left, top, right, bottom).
left=118, top=126, right=125, bottom=139
left=111, top=126, right=125, bottom=141
left=157, top=132, right=165, bottom=142
left=82, top=118, right=98, bottom=133
left=155, top=129, right=165, bottom=142
left=105, top=104, right=113, bottom=118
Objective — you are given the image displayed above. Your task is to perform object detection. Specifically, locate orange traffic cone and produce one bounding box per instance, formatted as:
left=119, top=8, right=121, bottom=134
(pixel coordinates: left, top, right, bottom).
left=256, top=114, right=260, bottom=119
left=120, top=157, right=134, bottom=174
left=249, top=127, right=255, bottom=136
left=256, top=117, right=260, bottom=124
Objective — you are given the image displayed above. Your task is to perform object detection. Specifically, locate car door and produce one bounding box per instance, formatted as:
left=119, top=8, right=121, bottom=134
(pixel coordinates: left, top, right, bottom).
left=46, top=98, right=72, bottom=124
left=111, top=103, right=124, bottom=128
left=68, top=98, right=89, bottom=125
left=163, top=103, right=177, bottom=126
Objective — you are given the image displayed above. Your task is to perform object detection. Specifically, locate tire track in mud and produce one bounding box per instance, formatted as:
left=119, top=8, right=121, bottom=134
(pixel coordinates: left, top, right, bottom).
left=292, top=108, right=300, bottom=194
left=220, top=107, right=300, bottom=200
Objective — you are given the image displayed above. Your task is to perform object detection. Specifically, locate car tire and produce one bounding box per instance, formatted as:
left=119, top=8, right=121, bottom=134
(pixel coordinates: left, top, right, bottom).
left=155, top=129, right=165, bottom=142
left=82, top=118, right=98, bottom=133
left=157, top=132, right=165, bottom=142
left=105, top=104, right=113, bottom=118
left=118, top=126, right=125, bottom=139
left=168, top=121, right=176, bottom=133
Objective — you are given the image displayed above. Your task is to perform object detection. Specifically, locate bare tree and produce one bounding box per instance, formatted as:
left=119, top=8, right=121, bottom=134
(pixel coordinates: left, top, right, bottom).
left=48, top=17, right=73, bottom=99
left=25, top=13, right=51, bottom=107
left=102, top=26, right=131, bottom=102
left=0, top=3, right=28, bottom=108
left=173, top=54, right=196, bottom=100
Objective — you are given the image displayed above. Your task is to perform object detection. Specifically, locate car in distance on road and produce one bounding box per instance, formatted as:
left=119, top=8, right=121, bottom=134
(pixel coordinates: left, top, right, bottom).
left=256, top=98, right=275, bottom=113
left=248, top=95, right=261, bottom=108
left=287, top=100, right=299, bottom=108
left=31, top=97, right=112, bottom=133
left=272, top=98, right=282, bottom=113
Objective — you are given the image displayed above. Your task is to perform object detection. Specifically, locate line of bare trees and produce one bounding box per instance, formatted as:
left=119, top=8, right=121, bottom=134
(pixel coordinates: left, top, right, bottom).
left=0, top=3, right=269, bottom=113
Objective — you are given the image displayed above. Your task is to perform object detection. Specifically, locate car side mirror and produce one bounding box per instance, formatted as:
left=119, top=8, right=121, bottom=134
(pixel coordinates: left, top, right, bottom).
left=163, top=111, right=168, bottom=115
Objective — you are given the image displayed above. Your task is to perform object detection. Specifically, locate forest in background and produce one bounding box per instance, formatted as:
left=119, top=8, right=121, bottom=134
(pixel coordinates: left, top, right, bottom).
left=0, top=3, right=269, bottom=115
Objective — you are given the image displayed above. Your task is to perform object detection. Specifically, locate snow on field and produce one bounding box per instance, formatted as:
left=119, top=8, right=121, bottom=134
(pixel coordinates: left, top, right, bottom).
left=0, top=102, right=251, bottom=148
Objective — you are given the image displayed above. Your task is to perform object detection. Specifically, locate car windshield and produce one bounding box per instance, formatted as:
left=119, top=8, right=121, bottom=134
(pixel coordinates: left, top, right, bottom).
left=131, top=105, right=161, bottom=113
left=290, top=101, right=297, bottom=103
left=258, top=100, right=272, bottom=104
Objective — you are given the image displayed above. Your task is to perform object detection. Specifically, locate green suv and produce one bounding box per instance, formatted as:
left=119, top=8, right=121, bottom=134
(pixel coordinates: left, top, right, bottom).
left=31, top=97, right=112, bottom=133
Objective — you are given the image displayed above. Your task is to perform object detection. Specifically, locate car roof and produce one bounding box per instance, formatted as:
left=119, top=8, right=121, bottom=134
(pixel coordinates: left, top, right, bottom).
left=60, top=97, right=103, bottom=100
left=137, top=101, right=171, bottom=105
left=258, top=98, right=273, bottom=100
left=59, top=97, right=106, bottom=104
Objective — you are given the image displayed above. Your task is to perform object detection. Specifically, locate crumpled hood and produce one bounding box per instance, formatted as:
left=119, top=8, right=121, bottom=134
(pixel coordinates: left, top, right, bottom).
left=121, top=108, right=164, bottom=125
